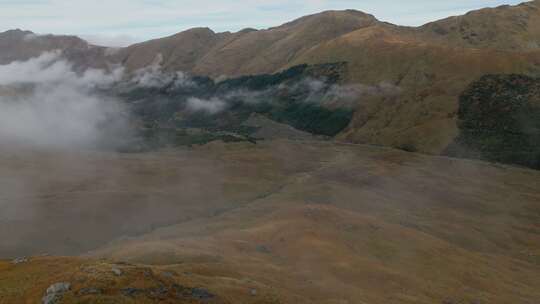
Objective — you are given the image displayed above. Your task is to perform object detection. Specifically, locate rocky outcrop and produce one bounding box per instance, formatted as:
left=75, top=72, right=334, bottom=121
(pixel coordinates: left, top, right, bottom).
left=42, top=282, right=71, bottom=304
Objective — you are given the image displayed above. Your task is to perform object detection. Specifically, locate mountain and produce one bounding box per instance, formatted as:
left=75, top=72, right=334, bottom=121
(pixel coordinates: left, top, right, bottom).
left=1, top=1, right=540, bottom=164
left=285, top=2, right=540, bottom=155
left=0, top=29, right=109, bottom=70
left=112, top=10, right=378, bottom=76
left=108, top=1, right=540, bottom=75
left=0, top=29, right=85, bottom=64
left=102, top=0, right=540, bottom=160
left=418, top=0, right=540, bottom=50
left=1, top=3, right=540, bottom=303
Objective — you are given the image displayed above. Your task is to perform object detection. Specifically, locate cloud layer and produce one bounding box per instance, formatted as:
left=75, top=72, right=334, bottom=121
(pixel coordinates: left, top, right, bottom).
left=0, top=51, right=130, bottom=149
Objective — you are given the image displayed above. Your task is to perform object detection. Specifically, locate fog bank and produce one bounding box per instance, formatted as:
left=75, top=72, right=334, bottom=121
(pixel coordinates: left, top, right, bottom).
left=0, top=51, right=130, bottom=150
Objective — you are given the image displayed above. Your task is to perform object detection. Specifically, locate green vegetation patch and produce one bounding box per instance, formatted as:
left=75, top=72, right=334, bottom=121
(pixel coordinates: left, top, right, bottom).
left=446, top=74, right=540, bottom=169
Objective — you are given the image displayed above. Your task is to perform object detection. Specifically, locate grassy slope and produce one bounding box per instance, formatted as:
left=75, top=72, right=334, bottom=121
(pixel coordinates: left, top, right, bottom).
left=292, top=25, right=540, bottom=154
left=284, top=1, right=540, bottom=153
left=2, top=141, right=538, bottom=303
left=91, top=141, right=540, bottom=304
left=4, top=2, right=540, bottom=154
left=105, top=1, right=540, bottom=154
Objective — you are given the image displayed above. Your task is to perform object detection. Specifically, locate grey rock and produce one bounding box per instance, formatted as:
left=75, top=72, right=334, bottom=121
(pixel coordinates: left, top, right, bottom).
left=148, top=284, right=169, bottom=299
left=173, top=284, right=215, bottom=300
left=11, top=257, right=28, bottom=264
left=42, top=282, right=70, bottom=304
left=121, top=287, right=144, bottom=297
left=191, top=287, right=214, bottom=299
left=161, top=271, right=175, bottom=278
left=250, top=289, right=258, bottom=296
left=172, top=284, right=187, bottom=298
left=112, top=267, right=123, bottom=276
left=42, top=293, right=61, bottom=304
left=46, top=282, right=71, bottom=295
left=78, top=287, right=103, bottom=296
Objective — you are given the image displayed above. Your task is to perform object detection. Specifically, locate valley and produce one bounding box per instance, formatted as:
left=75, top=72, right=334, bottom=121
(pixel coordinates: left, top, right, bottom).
left=1, top=140, right=539, bottom=303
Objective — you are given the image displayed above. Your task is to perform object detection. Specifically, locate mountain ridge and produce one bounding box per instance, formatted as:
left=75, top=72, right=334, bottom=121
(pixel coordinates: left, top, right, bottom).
left=1, top=0, right=539, bottom=160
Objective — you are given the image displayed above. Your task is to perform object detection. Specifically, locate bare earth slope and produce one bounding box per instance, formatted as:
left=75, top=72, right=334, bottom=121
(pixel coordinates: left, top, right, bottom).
left=1, top=140, right=539, bottom=303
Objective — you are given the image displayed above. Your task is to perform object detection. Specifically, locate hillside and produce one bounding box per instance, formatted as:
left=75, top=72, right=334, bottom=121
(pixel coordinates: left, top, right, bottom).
left=112, top=62, right=353, bottom=152
left=2, top=2, right=540, bottom=161
left=445, top=74, right=540, bottom=169
left=107, top=1, right=540, bottom=78
left=288, top=3, right=540, bottom=155
left=1, top=140, right=539, bottom=303
left=112, top=10, right=378, bottom=76
left=0, top=29, right=107, bottom=70
left=112, top=1, right=540, bottom=157
left=418, top=0, right=540, bottom=50
left=1, top=2, right=540, bottom=303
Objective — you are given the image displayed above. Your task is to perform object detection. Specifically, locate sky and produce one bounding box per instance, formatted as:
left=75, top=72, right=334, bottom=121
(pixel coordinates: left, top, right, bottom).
left=0, top=0, right=528, bottom=47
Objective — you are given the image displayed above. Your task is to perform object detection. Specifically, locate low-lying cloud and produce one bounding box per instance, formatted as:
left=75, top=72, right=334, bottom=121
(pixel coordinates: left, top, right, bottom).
left=0, top=51, right=401, bottom=149
left=286, top=77, right=401, bottom=107
left=0, top=51, right=130, bottom=150
left=186, top=97, right=226, bottom=114
left=130, top=54, right=196, bottom=89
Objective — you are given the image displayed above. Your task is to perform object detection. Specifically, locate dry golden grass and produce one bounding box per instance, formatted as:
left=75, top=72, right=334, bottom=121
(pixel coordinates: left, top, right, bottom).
left=2, top=140, right=538, bottom=303
left=110, top=1, right=540, bottom=153
left=0, top=256, right=288, bottom=304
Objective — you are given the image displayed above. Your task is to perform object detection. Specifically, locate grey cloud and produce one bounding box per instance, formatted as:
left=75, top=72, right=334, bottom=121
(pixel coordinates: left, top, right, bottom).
left=130, top=54, right=196, bottom=89
left=0, top=51, right=130, bottom=150
left=186, top=97, right=227, bottom=114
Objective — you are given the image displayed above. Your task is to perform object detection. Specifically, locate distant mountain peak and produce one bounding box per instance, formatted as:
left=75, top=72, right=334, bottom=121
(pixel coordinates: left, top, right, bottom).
left=183, top=27, right=215, bottom=34
left=0, top=29, right=34, bottom=38
left=279, top=9, right=378, bottom=29
left=2, top=28, right=32, bottom=33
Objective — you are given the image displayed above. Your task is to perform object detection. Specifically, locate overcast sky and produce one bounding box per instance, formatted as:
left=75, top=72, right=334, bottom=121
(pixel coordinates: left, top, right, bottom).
left=0, top=0, right=528, bottom=47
